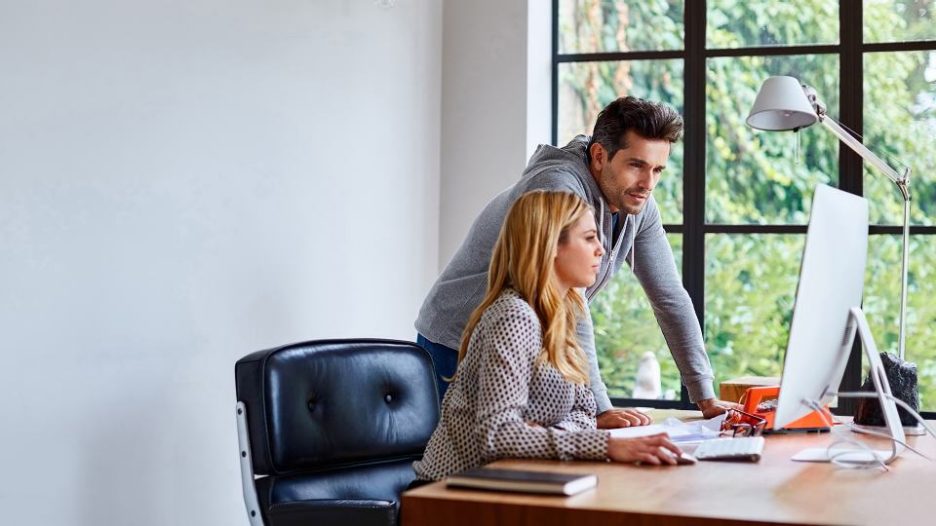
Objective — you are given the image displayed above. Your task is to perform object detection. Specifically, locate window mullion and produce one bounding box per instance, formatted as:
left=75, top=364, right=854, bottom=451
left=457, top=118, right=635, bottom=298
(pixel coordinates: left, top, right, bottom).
left=838, top=0, right=864, bottom=415
left=682, top=0, right=707, bottom=409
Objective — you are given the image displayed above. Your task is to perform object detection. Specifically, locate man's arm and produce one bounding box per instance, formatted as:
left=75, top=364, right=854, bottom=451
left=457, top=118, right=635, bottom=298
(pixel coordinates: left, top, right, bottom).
left=576, top=304, right=654, bottom=427
left=576, top=310, right=613, bottom=413
left=632, top=198, right=718, bottom=405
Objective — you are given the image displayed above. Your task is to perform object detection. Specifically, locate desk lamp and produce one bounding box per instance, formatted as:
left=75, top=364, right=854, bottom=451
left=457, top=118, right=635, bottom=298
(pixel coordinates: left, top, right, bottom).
left=747, top=76, right=925, bottom=435
left=746, top=75, right=912, bottom=361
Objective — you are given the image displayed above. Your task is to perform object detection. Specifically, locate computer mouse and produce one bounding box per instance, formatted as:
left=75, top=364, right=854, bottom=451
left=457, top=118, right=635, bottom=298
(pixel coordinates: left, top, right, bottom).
left=676, top=452, right=698, bottom=465
left=660, top=448, right=697, bottom=465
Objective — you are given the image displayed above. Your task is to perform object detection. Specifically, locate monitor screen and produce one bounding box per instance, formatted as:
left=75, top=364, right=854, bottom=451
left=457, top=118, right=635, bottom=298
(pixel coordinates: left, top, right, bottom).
left=774, top=184, right=869, bottom=429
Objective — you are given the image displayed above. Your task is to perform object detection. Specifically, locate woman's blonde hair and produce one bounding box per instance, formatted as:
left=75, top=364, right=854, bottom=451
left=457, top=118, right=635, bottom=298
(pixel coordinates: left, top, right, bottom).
left=456, top=190, right=593, bottom=384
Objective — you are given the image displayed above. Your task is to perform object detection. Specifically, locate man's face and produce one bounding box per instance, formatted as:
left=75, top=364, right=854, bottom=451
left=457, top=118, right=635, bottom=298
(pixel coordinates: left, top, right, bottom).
left=589, top=130, right=671, bottom=215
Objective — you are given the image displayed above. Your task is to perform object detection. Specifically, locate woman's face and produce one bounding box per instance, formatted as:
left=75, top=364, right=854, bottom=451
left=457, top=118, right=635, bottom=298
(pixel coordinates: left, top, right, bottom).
left=554, top=212, right=605, bottom=290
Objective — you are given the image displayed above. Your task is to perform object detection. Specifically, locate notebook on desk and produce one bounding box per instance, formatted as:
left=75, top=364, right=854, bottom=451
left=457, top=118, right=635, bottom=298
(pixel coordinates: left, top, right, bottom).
left=446, top=467, right=597, bottom=496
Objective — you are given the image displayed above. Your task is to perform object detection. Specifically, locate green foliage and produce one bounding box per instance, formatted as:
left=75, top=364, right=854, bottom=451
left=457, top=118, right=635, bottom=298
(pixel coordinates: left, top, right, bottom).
left=560, top=0, right=936, bottom=407
left=864, top=236, right=936, bottom=408
left=706, top=53, right=839, bottom=224
left=558, top=0, right=684, bottom=53
left=865, top=0, right=936, bottom=43
left=707, top=0, right=838, bottom=48
left=591, top=235, right=684, bottom=398
left=864, top=50, right=936, bottom=226
left=703, top=235, right=802, bottom=379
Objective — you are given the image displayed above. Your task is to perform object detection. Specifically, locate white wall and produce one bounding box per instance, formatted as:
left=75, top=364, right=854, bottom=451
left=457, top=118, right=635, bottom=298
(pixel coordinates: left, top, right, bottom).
left=526, top=1, right=553, bottom=163
left=438, top=0, right=551, bottom=266
left=0, top=1, right=441, bottom=524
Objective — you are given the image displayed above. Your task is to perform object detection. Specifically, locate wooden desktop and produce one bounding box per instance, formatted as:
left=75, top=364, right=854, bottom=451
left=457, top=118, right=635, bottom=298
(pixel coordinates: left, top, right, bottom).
left=402, top=411, right=936, bottom=526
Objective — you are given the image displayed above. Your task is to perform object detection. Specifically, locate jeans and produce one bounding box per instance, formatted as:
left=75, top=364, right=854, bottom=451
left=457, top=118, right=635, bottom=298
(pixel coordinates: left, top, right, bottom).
left=416, top=334, right=458, bottom=402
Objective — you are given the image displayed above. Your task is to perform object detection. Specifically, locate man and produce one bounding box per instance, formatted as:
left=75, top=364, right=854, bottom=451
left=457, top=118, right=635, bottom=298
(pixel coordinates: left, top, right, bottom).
left=416, top=97, right=740, bottom=426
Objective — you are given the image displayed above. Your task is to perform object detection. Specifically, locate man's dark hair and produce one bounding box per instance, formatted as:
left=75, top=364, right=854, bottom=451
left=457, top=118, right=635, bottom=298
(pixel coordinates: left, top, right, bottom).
left=587, top=97, right=684, bottom=162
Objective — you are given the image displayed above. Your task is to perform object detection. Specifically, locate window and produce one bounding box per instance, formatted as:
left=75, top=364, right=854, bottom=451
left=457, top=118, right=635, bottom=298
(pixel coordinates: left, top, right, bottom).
left=554, top=0, right=936, bottom=415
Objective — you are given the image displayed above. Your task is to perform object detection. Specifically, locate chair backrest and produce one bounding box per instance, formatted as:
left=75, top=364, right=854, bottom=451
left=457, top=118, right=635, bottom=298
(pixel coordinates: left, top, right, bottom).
left=237, top=338, right=439, bottom=474
left=235, top=339, right=439, bottom=525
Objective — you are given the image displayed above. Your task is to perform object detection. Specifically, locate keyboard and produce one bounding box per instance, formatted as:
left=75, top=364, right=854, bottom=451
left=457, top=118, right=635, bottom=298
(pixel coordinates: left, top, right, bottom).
left=692, top=437, right=765, bottom=462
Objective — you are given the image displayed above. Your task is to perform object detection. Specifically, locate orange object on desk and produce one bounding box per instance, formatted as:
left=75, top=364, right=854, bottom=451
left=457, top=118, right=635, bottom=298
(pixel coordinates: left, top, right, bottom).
left=742, top=385, right=833, bottom=432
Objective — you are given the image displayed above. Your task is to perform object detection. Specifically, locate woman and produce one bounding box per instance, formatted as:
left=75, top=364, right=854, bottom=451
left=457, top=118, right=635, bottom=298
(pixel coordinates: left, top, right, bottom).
left=413, top=191, right=683, bottom=481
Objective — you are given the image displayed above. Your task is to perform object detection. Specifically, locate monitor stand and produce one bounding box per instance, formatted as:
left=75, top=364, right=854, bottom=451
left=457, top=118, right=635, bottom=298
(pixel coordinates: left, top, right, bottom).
left=791, top=307, right=906, bottom=465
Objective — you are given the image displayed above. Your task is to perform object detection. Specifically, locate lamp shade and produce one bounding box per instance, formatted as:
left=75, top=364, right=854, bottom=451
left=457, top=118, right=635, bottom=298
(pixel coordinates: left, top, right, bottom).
left=746, top=76, right=819, bottom=131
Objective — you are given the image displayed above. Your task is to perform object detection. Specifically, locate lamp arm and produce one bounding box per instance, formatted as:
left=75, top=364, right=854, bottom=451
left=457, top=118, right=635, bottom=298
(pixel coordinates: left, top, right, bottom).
left=818, top=117, right=908, bottom=187
left=819, top=115, right=911, bottom=360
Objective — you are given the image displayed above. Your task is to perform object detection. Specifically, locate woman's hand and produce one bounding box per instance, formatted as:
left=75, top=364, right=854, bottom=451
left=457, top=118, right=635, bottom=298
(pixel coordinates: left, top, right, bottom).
left=607, top=433, right=682, bottom=465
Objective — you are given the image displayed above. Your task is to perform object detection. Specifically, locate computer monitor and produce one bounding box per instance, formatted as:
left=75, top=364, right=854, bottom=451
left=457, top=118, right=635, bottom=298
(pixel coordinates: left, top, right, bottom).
left=774, top=184, right=905, bottom=464
left=775, top=184, right=867, bottom=429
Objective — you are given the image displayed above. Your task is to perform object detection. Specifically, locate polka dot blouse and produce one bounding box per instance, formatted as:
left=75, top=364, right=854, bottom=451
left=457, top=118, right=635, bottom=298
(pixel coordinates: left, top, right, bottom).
left=413, top=288, right=610, bottom=481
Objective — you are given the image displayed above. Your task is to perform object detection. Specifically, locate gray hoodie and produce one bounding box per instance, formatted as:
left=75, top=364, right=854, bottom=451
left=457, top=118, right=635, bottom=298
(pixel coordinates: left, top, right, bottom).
left=416, top=136, right=715, bottom=411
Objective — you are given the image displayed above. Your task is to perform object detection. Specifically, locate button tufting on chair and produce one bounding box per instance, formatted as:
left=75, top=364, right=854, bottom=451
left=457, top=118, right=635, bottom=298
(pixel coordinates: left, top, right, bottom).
left=235, top=339, right=439, bottom=526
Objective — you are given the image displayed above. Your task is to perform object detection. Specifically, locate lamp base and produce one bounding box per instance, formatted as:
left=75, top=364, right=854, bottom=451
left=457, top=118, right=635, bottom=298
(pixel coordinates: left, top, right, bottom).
left=851, top=422, right=926, bottom=437
left=854, top=352, right=919, bottom=427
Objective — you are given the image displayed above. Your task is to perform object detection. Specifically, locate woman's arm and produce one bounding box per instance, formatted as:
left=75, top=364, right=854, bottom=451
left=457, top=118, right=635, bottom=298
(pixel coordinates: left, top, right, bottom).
left=553, top=383, right=600, bottom=432
left=473, top=308, right=609, bottom=462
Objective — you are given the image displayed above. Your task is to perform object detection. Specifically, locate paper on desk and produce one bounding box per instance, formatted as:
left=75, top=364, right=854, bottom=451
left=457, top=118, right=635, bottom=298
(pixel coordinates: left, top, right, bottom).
left=607, top=414, right=726, bottom=443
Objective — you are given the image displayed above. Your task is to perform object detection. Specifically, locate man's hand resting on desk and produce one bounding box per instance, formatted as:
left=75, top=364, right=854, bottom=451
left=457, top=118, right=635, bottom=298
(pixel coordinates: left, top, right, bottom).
left=697, top=398, right=743, bottom=419
left=596, top=408, right=652, bottom=429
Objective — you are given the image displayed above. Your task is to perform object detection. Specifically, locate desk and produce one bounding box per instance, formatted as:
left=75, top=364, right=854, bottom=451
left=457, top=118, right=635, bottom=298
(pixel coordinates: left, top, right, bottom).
left=402, top=411, right=936, bottom=526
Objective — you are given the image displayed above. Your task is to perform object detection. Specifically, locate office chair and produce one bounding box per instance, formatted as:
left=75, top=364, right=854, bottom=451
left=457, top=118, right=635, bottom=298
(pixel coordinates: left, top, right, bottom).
left=235, top=339, right=439, bottom=526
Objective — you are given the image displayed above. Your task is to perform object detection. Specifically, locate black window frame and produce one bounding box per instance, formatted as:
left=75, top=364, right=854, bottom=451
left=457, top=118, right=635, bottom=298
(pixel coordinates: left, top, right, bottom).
left=552, top=0, right=936, bottom=417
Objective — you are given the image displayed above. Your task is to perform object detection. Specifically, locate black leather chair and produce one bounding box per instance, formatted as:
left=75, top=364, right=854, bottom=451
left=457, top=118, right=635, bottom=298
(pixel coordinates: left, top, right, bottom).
left=235, top=339, right=439, bottom=526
